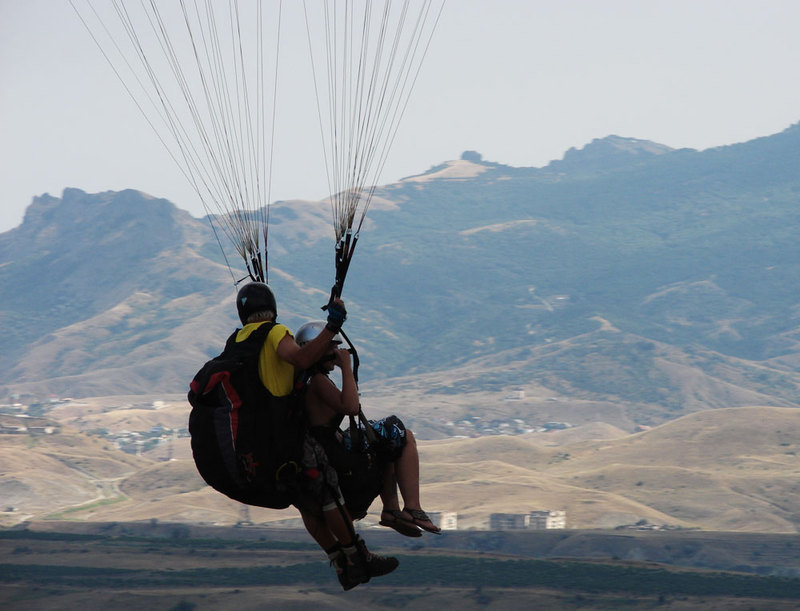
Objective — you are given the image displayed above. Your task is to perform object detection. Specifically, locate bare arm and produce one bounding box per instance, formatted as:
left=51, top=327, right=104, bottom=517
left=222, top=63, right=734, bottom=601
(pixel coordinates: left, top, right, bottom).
left=310, top=349, right=360, bottom=416
left=276, top=327, right=337, bottom=370
left=275, top=299, right=346, bottom=370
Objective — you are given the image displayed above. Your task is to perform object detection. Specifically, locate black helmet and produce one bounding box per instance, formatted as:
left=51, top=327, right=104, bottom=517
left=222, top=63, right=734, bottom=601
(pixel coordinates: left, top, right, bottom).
left=236, top=282, right=277, bottom=325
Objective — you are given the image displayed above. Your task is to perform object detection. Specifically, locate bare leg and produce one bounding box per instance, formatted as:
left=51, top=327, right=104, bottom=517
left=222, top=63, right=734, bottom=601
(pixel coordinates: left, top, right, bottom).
left=395, top=429, right=421, bottom=510
left=299, top=503, right=357, bottom=550
left=380, top=463, right=401, bottom=513
left=395, top=429, right=440, bottom=532
left=323, top=504, right=356, bottom=546
left=300, top=509, right=337, bottom=550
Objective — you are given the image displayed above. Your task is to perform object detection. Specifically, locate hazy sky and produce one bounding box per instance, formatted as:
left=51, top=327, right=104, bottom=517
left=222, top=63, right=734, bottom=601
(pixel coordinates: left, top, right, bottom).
left=2, top=0, right=800, bottom=232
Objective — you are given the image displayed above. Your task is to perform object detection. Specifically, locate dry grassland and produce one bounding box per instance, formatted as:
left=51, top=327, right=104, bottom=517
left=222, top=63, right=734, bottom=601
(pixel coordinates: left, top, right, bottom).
left=2, top=405, right=799, bottom=533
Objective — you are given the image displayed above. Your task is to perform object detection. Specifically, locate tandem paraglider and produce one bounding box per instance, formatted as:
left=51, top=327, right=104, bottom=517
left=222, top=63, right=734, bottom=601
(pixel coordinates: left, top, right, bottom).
left=72, top=0, right=446, bottom=590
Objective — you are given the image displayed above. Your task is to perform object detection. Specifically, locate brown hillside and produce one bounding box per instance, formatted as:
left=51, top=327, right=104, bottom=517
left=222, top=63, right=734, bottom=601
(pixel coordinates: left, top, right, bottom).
left=3, top=406, right=799, bottom=532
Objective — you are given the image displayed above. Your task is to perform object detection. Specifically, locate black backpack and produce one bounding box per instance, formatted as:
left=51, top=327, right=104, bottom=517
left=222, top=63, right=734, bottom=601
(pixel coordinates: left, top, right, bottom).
left=309, top=420, right=383, bottom=520
left=308, top=408, right=403, bottom=521
left=187, top=322, right=306, bottom=509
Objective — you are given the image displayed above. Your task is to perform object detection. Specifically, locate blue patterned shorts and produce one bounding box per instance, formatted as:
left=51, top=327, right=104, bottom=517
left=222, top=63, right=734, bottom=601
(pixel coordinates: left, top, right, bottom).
left=341, top=415, right=407, bottom=462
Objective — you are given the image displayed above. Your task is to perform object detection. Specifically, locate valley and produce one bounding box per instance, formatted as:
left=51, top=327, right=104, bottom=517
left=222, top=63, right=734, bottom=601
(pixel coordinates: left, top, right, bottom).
left=2, top=397, right=798, bottom=534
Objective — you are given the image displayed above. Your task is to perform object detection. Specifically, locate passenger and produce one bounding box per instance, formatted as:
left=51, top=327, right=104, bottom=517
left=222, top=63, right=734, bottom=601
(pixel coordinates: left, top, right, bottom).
left=296, top=321, right=441, bottom=537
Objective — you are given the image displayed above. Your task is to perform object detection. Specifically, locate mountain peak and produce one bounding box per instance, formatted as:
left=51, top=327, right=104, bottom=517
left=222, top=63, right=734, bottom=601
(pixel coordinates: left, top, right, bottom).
left=11, top=188, right=197, bottom=248
left=547, top=135, right=676, bottom=175
left=402, top=157, right=490, bottom=183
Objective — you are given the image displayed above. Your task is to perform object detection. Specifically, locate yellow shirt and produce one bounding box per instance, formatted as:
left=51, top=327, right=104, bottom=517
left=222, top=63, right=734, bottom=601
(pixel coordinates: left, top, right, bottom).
left=236, top=322, right=295, bottom=397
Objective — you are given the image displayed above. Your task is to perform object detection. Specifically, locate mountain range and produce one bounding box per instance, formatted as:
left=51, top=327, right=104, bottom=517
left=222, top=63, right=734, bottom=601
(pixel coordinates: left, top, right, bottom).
left=4, top=124, right=800, bottom=533
left=2, top=123, right=800, bottom=434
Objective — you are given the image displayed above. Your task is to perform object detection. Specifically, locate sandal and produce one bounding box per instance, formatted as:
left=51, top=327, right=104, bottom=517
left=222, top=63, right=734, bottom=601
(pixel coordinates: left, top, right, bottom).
left=403, top=507, right=442, bottom=535
left=379, top=509, right=422, bottom=538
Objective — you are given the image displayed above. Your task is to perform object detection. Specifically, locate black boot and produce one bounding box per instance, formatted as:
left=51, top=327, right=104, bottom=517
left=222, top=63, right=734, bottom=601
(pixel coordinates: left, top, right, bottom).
left=355, top=535, right=399, bottom=578
left=332, top=547, right=368, bottom=591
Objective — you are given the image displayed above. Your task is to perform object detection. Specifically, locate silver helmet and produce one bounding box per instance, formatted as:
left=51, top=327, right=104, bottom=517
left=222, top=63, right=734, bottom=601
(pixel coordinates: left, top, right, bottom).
left=295, top=320, right=343, bottom=346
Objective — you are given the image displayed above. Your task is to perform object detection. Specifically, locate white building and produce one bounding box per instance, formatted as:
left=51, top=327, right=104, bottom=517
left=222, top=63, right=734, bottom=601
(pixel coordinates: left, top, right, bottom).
left=529, top=510, right=566, bottom=529
left=490, top=513, right=530, bottom=530
left=426, top=511, right=458, bottom=530
left=489, top=510, right=567, bottom=530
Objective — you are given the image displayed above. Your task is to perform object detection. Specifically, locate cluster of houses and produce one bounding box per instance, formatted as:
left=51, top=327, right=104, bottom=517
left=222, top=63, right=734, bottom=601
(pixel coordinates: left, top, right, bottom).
left=106, top=426, right=183, bottom=456
left=445, top=415, right=573, bottom=437
left=0, top=413, right=59, bottom=436
left=0, top=398, right=184, bottom=457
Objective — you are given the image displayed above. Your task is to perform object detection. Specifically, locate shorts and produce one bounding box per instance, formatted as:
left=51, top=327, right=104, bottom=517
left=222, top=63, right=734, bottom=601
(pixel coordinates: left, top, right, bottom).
left=294, top=433, right=345, bottom=513
left=341, top=415, right=407, bottom=463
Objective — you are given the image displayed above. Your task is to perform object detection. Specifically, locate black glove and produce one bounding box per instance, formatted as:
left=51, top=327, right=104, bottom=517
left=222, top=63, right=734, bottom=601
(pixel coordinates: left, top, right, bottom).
left=326, top=300, right=347, bottom=333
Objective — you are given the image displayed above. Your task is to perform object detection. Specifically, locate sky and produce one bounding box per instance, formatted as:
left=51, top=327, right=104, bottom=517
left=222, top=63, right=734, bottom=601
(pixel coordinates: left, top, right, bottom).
left=2, top=0, right=800, bottom=232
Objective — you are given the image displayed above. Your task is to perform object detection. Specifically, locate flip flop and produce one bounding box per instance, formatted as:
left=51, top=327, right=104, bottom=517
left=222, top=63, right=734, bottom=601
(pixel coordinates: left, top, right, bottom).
left=379, top=509, right=422, bottom=538
left=403, top=508, right=442, bottom=535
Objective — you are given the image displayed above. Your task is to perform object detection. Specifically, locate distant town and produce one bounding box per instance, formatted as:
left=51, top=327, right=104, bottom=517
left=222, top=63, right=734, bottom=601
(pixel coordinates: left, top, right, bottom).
left=2, top=396, right=693, bottom=533
left=0, top=397, right=185, bottom=457
left=441, top=415, right=572, bottom=437
left=0, top=395, right=574, bottom=455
